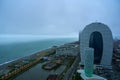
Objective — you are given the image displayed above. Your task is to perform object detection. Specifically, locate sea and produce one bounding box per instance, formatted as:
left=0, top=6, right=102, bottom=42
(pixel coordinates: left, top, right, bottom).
left=0, top=36, right=77, bottom=64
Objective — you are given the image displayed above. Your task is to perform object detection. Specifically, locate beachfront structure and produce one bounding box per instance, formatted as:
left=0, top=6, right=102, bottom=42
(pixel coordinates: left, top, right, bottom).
left=80, top=22, right=113, bottom=65
left=56, top=43, right=79, bottom=56
left=84, top=48, right=94, bottom=77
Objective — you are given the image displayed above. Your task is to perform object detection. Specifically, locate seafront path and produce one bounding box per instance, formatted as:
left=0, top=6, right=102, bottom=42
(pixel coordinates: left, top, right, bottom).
left=0, top=47, right=56, bottom=80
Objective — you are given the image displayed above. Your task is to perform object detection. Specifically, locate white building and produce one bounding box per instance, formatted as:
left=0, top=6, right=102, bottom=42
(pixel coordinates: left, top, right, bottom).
left=80, top=22, right=113, bottom=66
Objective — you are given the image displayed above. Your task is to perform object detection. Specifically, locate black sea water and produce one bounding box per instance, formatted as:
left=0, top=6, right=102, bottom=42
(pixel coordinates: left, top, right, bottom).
left=0, top=36, right=77, bottom=64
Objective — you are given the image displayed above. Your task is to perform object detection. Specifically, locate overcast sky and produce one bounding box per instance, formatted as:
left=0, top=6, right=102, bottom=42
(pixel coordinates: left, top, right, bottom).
left=0, top=0, right=120, bottom=37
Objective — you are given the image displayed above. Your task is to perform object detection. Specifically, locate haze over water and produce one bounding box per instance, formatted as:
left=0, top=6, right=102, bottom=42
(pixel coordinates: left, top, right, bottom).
left=0, top=36, right=77, bottom=64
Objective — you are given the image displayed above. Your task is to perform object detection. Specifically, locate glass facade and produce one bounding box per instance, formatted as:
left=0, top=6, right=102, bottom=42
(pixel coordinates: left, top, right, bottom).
left=80, top=23, right=113, bottom=66
left=89, top=31, right=103, bottom=64
left=84, top=48, right=94, bottom=77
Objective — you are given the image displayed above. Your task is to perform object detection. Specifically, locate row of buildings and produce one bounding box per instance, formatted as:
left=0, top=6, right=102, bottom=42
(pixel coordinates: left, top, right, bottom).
left=56, top=41, right=79, bottom=56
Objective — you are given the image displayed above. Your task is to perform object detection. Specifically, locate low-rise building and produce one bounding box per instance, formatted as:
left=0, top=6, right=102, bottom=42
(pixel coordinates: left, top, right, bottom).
left=56, top=42, right=79, bottom=56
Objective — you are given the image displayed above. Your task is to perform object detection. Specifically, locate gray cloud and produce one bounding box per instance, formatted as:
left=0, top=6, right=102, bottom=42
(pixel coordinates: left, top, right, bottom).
left=0, top=0, right=120, bottom=36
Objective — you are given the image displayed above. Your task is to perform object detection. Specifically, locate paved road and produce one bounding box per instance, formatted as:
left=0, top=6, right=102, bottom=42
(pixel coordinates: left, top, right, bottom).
left=64, top=53, right=80, bottom=80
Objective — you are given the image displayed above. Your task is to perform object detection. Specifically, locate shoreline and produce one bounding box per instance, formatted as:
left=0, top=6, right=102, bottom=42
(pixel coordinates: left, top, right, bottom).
left=0, top=41, right=79, bottom=80
left=0, top=41, right=78, bottom=67
left=0, top=47, right=55, bottom=70
left=0, top=47, right=57, bottom=80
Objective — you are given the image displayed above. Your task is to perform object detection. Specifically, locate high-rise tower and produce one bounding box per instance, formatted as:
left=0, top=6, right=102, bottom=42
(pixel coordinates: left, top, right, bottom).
left=80, top=22, right=113, bottom=65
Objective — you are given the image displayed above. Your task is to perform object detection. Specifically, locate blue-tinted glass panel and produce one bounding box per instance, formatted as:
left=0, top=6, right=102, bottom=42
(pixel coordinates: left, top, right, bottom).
left=89, top=31, right=103, bottom=64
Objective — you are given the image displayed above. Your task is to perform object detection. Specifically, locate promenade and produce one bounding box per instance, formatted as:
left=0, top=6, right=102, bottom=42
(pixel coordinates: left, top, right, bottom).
left=0, top=48, right=56, bottom=80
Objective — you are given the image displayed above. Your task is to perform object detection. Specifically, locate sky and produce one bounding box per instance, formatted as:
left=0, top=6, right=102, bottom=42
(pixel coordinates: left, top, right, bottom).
left=0, top=0, right=120, bottom=37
